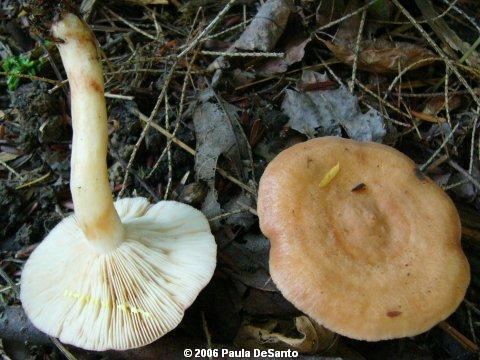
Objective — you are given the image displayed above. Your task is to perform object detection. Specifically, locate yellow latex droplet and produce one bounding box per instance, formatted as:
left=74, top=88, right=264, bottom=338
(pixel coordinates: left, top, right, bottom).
left=64, top=290, right=150, bottom=316
left=319, top=162, right=340, bottom=188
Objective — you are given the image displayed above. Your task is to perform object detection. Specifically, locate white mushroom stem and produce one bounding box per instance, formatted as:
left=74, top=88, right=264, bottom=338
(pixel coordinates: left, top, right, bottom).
left=52, top=14, right=124, bottom=252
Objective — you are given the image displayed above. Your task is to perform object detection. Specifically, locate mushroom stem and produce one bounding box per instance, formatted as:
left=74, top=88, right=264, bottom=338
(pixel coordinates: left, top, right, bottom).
left=52, top=14, right=124, bottom=252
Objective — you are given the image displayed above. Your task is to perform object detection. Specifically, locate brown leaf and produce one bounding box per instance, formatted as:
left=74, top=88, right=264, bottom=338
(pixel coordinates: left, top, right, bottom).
left=259, top=37, right=311, bottom=75
left=323, top=38, right=436, bottom=74
left=234, top=0, right=294, bottom=52
left=234, top=316, right=337, bottom=354
left=423, top=95, right=462, bottom=115
left=410, top=110, right=445, bottom=123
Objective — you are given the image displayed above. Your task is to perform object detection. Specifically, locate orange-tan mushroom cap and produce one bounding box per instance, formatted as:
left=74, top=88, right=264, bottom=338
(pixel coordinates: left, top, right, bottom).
left=258, top=136, right=470, bottom=341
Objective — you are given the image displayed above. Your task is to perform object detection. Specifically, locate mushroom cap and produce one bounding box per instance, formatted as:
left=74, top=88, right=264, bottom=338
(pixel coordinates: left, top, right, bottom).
left=20, top=198, right=216, bottom=351
left=258, top=137, right=470, bottom=341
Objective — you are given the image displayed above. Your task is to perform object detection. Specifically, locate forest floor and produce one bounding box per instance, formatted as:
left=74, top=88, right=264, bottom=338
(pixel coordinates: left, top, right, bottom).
left=1, top=0, right=480, bottom=359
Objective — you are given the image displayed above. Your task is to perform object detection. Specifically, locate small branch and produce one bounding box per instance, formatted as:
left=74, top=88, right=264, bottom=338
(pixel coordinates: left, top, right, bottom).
left=119, top=60, right=179, bottom=197
left=132, top=108, right=256, bottom=195
left=447, top=159, right=480, bottom=191
left=105, top=8, right=159, bottom=41
left=349, top=9, right=366, bottom=93
left=177, top=0, right=238, bottom=58
left=315, top=0, right=379, bottom=33
left=200, top=50, right=284, bottom=58
left=392, top=0, right=480, bottom=108
left=110, top=150, right=160, bottom=202
left=438, top=321, right=479, bottom=353
left=15, top=172, right=51, bottom=190
left=419, top=123, right=459, bottom=172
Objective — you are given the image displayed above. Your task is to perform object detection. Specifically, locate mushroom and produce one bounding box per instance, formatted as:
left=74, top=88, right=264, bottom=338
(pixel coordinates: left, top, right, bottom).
left=20, top=13, right=216, bottom=351
left=257, top=136, right=470, bottom=341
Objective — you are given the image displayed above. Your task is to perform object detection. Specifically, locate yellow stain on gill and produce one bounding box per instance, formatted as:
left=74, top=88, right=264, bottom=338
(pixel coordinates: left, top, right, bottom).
left=63, top=290, right=150, bottom=317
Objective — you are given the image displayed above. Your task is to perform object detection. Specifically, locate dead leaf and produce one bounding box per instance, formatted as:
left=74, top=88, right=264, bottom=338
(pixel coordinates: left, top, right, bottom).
left=0, top=152, right=18, bottom=162
left=259, top=37, right=311, bottom=76
left=323, top=38, right=436, bottom=74
left=223, top=193, right=256, bottom=229
left=208, top=0, right=294, bottom=71
left=234, top=0, right=294, bottom=52
left=193, top=92, right=237, bottom=218
left=235, top=316, right=337, bottom=354
left=193, top=89, right=251, bottom=218
left=321, top=0, right=435, bottom=74
left=282, top=71, right=385, bottom=141
left=319, top=163, right=340, bottom=188
left=221, top=233, right=277, bottom=292
left=423, top=95, right=462, bottom=115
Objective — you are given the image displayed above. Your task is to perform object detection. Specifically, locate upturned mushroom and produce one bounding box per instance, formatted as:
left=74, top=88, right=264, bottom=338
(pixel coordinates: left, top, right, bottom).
left=20, top=13, right=216, bottom=351
left=258, top=136, right=470, bottom=341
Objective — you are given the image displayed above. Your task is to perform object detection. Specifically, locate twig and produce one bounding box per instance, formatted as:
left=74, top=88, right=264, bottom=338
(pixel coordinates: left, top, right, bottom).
left=48, top=79, right=69, bottom=94
left=205, top=20, right=251, bottom=40
left=382, top=57, right=440, bottom=101
left=0, top=160, right=24, bottom=180
left=468, top=107, right=479, bottom=171
left=80, top=0, right=97, bottom=20
left=200, top=50, right=284, bottom=58
left=147, top=40, right=201, bottom=180
left=419, top=123, right=459, bottom=172
left=465, top=300, right=480, bottom=317
left=315, top=0, right=379, bottom=33
left=177, top=0, right=238, bottom=58
left=105, top=8, right=159, bottom=41
left=50, top=337, right=77, bottom=360
left=208, top=209, right=246, bottom=222
left=392, top=0, right=480, bottom=108
left=0, top=268, right=18, bottom=297
left=118, top=59, right=179, bottom=197
left=459, top=35, right=480, bottom=64
left=201, top=312, right=213, bottom=360
left=236, top=201, right=258, bottom=216
left=447, top=159, right=480, bottom=191
left=133, top=108, right=256, bottom=195
left=349, top=9, right=366, bottom=93
left=104, top=92, right=134, bottom=100
left=444, top=66, right=452, bottom=126
left=438, top=321, right=479, bottom=353
left=163, top=91, right=173, bottom=200
left=467, top=308, right=479, bottom=350
left=440, top=0, right=480, bottom=34
left=15, top=172, right=50, bottom=190
left=109, top=150, right=160, bottom=201
left=0, top=72, right=58, bottom=85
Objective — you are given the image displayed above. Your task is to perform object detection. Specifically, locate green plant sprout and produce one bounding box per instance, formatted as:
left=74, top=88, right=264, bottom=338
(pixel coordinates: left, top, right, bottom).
left=2, top=55, right=44, bottom=91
